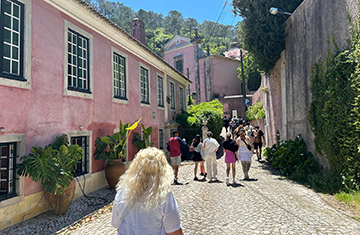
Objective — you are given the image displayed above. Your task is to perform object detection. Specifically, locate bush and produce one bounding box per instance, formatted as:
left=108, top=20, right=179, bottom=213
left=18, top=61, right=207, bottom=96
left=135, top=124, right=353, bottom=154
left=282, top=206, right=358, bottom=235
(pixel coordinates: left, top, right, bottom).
left=245, top=100, right=265, bottom=121
left=264, top=135, right=321, bottom=176
left=187, top=99, right=223, bottom=139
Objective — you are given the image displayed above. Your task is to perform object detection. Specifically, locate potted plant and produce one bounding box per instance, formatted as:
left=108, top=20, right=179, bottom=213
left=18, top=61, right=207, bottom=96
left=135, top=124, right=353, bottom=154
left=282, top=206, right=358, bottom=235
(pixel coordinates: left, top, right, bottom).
left=132, top=123, right=154, bottom=151
left=17, top=134, right=84, bottom=214
left=94, top=118, right=141, bottom=189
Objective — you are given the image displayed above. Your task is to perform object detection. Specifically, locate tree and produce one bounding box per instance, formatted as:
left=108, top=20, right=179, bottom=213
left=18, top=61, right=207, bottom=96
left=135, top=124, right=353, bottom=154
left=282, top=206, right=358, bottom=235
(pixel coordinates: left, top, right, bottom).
left=232, top=0, right=303, bottom=73
left=164, top=10, right=184, bottom=35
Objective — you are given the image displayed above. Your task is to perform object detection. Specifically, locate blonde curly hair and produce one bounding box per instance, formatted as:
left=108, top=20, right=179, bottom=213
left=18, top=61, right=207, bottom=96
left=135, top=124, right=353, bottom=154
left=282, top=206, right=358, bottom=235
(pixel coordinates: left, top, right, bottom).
left=116, top=147, right=173, bottom=211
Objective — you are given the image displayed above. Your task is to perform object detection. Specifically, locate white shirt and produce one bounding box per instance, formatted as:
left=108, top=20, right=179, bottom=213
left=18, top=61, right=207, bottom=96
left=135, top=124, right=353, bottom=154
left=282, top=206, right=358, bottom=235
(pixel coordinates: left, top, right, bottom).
left=111, top=190, right=181, bottom=235
left=204, top=138, right=219, bottom=158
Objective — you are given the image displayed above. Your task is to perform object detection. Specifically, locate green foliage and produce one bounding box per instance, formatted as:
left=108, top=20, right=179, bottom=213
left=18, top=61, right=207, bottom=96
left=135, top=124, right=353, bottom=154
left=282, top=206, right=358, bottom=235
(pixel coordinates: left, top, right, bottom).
left=187, top=99, right=223, bottom=139
left=232, top=0, right=303, bottom=73
left=94, top=118, right=141, bottom=164
left=17, top=134, right=84, bottom=195
left=237, top=52, right=262, bottom=91
left=131, top=123, right=154, bottom=150
left=187, top=95, right=194, bottom=106
left=245, top=101, right=265, bottom=121
left=264, top=135, right=321, bottom=177
left=309, top=27, right=360, bottom=191
left=176, top=110, right=193, bottom=128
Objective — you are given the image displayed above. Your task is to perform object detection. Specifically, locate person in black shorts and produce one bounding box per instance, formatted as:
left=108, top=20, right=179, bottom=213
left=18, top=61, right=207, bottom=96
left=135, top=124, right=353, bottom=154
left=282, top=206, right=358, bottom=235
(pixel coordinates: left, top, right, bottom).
left=223, top=116, right=230, bottom=133
left=251, top=126, right=266, bottom=161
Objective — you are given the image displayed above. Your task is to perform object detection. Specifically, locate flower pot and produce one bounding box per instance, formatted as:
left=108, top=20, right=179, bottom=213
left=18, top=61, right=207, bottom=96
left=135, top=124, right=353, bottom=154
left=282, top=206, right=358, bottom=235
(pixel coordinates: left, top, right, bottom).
left=46, top=179, right=75, bottom=214
left=105, top=159, right=126, bottom=190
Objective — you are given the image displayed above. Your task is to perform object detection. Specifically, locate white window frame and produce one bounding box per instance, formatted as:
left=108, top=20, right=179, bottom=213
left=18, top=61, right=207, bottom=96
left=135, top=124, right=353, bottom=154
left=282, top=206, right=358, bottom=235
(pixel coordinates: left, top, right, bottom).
left=0, top=0, right=31, bottom=90
left=139, top=62, right=150, bottom=107
left=179, top=86, right=184, bottom=110
left=112, top=47, right=129, bottom=104
left=157, top=73, right=164, bottom=109
left=64, top=20, right=93, bottom=99
left=67, top=131, right=92, bottom=179
left=170, top=81, right=175, bottom=110
left=0, top=134, right=25, bottom=208
left=158, top=128, right=164, bottom=150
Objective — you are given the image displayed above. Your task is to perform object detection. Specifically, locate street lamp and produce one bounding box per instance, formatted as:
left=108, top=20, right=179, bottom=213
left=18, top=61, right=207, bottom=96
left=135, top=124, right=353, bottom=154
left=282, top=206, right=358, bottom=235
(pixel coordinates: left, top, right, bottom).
left=269, top=7, right=294, bottom=16
left=269, top=6, right=306, bottom=36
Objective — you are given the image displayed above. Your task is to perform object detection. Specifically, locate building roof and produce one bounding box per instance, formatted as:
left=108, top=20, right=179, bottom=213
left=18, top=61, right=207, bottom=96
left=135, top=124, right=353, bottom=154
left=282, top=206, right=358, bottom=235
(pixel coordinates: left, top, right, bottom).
left=73, top=0, right=191, bottom=84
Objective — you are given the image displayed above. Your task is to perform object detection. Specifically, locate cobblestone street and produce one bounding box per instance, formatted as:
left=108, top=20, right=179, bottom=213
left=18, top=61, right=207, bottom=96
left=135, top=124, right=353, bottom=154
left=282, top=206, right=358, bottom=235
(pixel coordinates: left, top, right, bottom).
left=64, top=154, right=360, bottom=235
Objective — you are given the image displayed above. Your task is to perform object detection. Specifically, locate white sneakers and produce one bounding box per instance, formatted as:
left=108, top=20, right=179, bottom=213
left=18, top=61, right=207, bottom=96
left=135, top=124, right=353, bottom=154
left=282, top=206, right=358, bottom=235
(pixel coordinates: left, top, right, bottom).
left=226, top=177, right=230, bottom=185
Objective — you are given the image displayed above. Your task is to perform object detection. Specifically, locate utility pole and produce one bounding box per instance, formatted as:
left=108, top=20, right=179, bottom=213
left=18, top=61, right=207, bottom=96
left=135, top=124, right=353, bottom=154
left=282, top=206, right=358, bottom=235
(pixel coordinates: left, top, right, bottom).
left=240, top=49, right=247, bottom=119
left=191, top=28, right=202, bottom=104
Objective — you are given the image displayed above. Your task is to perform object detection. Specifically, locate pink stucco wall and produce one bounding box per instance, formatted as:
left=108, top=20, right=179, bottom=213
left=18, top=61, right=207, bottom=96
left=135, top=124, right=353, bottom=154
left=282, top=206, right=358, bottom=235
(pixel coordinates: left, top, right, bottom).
left=209, top=56, right=241, bottom=97
left=0, top=0, right=187, bottom=196
left=163, top=44, right=195, bottom=94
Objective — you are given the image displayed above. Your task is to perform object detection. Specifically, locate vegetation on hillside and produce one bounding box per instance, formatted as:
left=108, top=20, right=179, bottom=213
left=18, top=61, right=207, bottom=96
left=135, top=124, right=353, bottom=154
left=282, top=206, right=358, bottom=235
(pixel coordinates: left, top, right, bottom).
left=84, top=0, right=239, bottom=56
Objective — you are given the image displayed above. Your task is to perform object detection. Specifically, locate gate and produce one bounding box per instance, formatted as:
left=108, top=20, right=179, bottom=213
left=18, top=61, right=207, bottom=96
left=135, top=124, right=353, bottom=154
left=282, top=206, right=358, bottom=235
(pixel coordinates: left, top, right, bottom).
left=178, top=127, right=201, bottom=161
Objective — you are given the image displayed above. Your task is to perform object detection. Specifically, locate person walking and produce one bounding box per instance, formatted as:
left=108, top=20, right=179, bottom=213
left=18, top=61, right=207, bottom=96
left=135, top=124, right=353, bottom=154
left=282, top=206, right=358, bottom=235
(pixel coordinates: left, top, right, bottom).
left=223, top=132, right=239, bottom=185
left=236, top=129, right=253, bottom=180
left=202, top=131, right=220, bottom=182
left=191, top=134, right=206, bottom=180
left=111, top=147, right=184, bottom=235
left=223, top=116, right=230, bottom=133
left=167, top=130, right=187, bottom=185
left=251, top=125, right=265, bottom=161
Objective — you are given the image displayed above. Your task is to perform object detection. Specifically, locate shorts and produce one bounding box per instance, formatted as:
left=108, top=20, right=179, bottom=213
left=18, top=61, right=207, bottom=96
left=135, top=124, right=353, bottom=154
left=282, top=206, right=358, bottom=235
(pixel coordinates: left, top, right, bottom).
left=170, top=155, right=181, bottom=166
left=253, top=142, right=262, bottom=149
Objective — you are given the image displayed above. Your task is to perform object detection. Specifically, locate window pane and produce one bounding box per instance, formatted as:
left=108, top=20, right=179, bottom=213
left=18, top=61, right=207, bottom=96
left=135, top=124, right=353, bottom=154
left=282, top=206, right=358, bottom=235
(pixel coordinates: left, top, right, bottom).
left=12, top=61, right=18, bottom=74
left=13, top=5, right=20, bottom=18
left=4, top=30, right=11, bottom=43
left=12, top=32, right=18, bottom=46
left=4, top=1, right=11, bottom=14
left=13, top=18, right=19, bottom=32
left=12, top=47, right=18, bottom=60
left=4, top=15, right=11, bottom=29
left=3, top=59, right=10, bottom=73
left=3, top=44, right=10, bottom=58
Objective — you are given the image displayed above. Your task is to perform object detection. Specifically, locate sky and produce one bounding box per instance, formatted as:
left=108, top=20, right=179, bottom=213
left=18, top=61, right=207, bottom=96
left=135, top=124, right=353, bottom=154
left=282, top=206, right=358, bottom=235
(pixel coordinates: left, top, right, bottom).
left=108, top=0, right=241, bottom=26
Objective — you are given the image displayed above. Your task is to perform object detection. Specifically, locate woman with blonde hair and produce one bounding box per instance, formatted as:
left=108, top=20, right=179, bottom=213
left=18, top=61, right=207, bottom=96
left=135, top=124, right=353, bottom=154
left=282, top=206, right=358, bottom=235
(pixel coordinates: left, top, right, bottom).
left=111, top=147, right=183, bottom=235
left=236, top=129, right=253, bottom=180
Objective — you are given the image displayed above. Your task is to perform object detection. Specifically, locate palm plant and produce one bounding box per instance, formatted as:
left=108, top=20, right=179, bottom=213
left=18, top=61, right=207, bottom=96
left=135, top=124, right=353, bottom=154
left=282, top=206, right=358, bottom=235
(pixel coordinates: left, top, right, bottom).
left=17, top=134, right=84, bottom=195
left=94, top=118, right=141, bottom=164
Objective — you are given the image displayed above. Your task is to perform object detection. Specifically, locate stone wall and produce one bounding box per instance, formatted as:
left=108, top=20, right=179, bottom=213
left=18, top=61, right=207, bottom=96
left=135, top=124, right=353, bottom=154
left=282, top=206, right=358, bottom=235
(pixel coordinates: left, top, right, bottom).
left=271, top=0, right=359, bottom=167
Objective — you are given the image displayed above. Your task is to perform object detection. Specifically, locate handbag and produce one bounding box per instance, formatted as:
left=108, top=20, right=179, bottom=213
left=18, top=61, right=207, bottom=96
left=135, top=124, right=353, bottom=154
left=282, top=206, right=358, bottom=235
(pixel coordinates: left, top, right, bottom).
left=242, top=140, right=251, bottom=151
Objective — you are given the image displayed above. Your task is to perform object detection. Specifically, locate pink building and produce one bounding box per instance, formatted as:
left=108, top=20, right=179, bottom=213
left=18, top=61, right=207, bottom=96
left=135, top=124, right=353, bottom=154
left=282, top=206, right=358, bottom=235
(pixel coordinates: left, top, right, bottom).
left=0, top=0, right=190, bottom=229
left=163, top=35, right=250, bottom=118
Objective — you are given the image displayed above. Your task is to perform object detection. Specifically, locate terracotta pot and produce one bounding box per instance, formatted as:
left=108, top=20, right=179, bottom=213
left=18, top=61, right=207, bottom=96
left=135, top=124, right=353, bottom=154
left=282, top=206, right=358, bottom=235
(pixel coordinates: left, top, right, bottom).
left=105, top=159, right=126, bottom=190
left=46, top=179, right=75, bottom=214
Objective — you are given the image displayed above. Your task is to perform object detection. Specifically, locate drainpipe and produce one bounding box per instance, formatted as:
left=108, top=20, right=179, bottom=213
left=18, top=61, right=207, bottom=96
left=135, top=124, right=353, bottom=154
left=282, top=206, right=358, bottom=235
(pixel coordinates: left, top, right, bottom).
left=263, top=74, right=269, bottom=147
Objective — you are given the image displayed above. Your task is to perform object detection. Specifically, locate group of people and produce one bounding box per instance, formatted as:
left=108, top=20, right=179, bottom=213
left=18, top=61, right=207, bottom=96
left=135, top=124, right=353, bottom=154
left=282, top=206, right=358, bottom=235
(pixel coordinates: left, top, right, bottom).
left=110, top=122, right=265, bottom=234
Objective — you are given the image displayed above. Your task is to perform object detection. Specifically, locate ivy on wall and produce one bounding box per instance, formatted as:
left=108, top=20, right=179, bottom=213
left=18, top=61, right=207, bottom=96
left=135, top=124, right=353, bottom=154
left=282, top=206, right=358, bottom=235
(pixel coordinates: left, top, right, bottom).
left=309, top=27, right=360, bottom=191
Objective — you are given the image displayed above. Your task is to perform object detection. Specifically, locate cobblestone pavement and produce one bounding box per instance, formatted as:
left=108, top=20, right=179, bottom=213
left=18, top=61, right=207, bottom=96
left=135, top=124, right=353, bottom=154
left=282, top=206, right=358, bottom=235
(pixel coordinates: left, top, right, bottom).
left=63, top=157, right=360, bottom=234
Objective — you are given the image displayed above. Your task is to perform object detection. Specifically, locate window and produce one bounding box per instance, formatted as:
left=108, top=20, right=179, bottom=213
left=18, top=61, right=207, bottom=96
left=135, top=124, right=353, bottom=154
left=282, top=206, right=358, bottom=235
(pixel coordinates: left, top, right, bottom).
left=157, top=75, right=164, bottom=107
left=113, top=52, right=126, bottom=99
left=174, top=57, right=183, bottom=74
left=179, top=87, right=184, bottom=110
left=67, top=29, right=90, bottom=93
left=0, top=0, right=24, bottom=81
left=0, top=142, right=17, bottom=201
left=170, top=82, right=175, bottom=109
left=159, top=129, right=164, bottom=150
left=71, top=136, right=89, bottom=176
left=140, top=66, right=149, bottom=103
